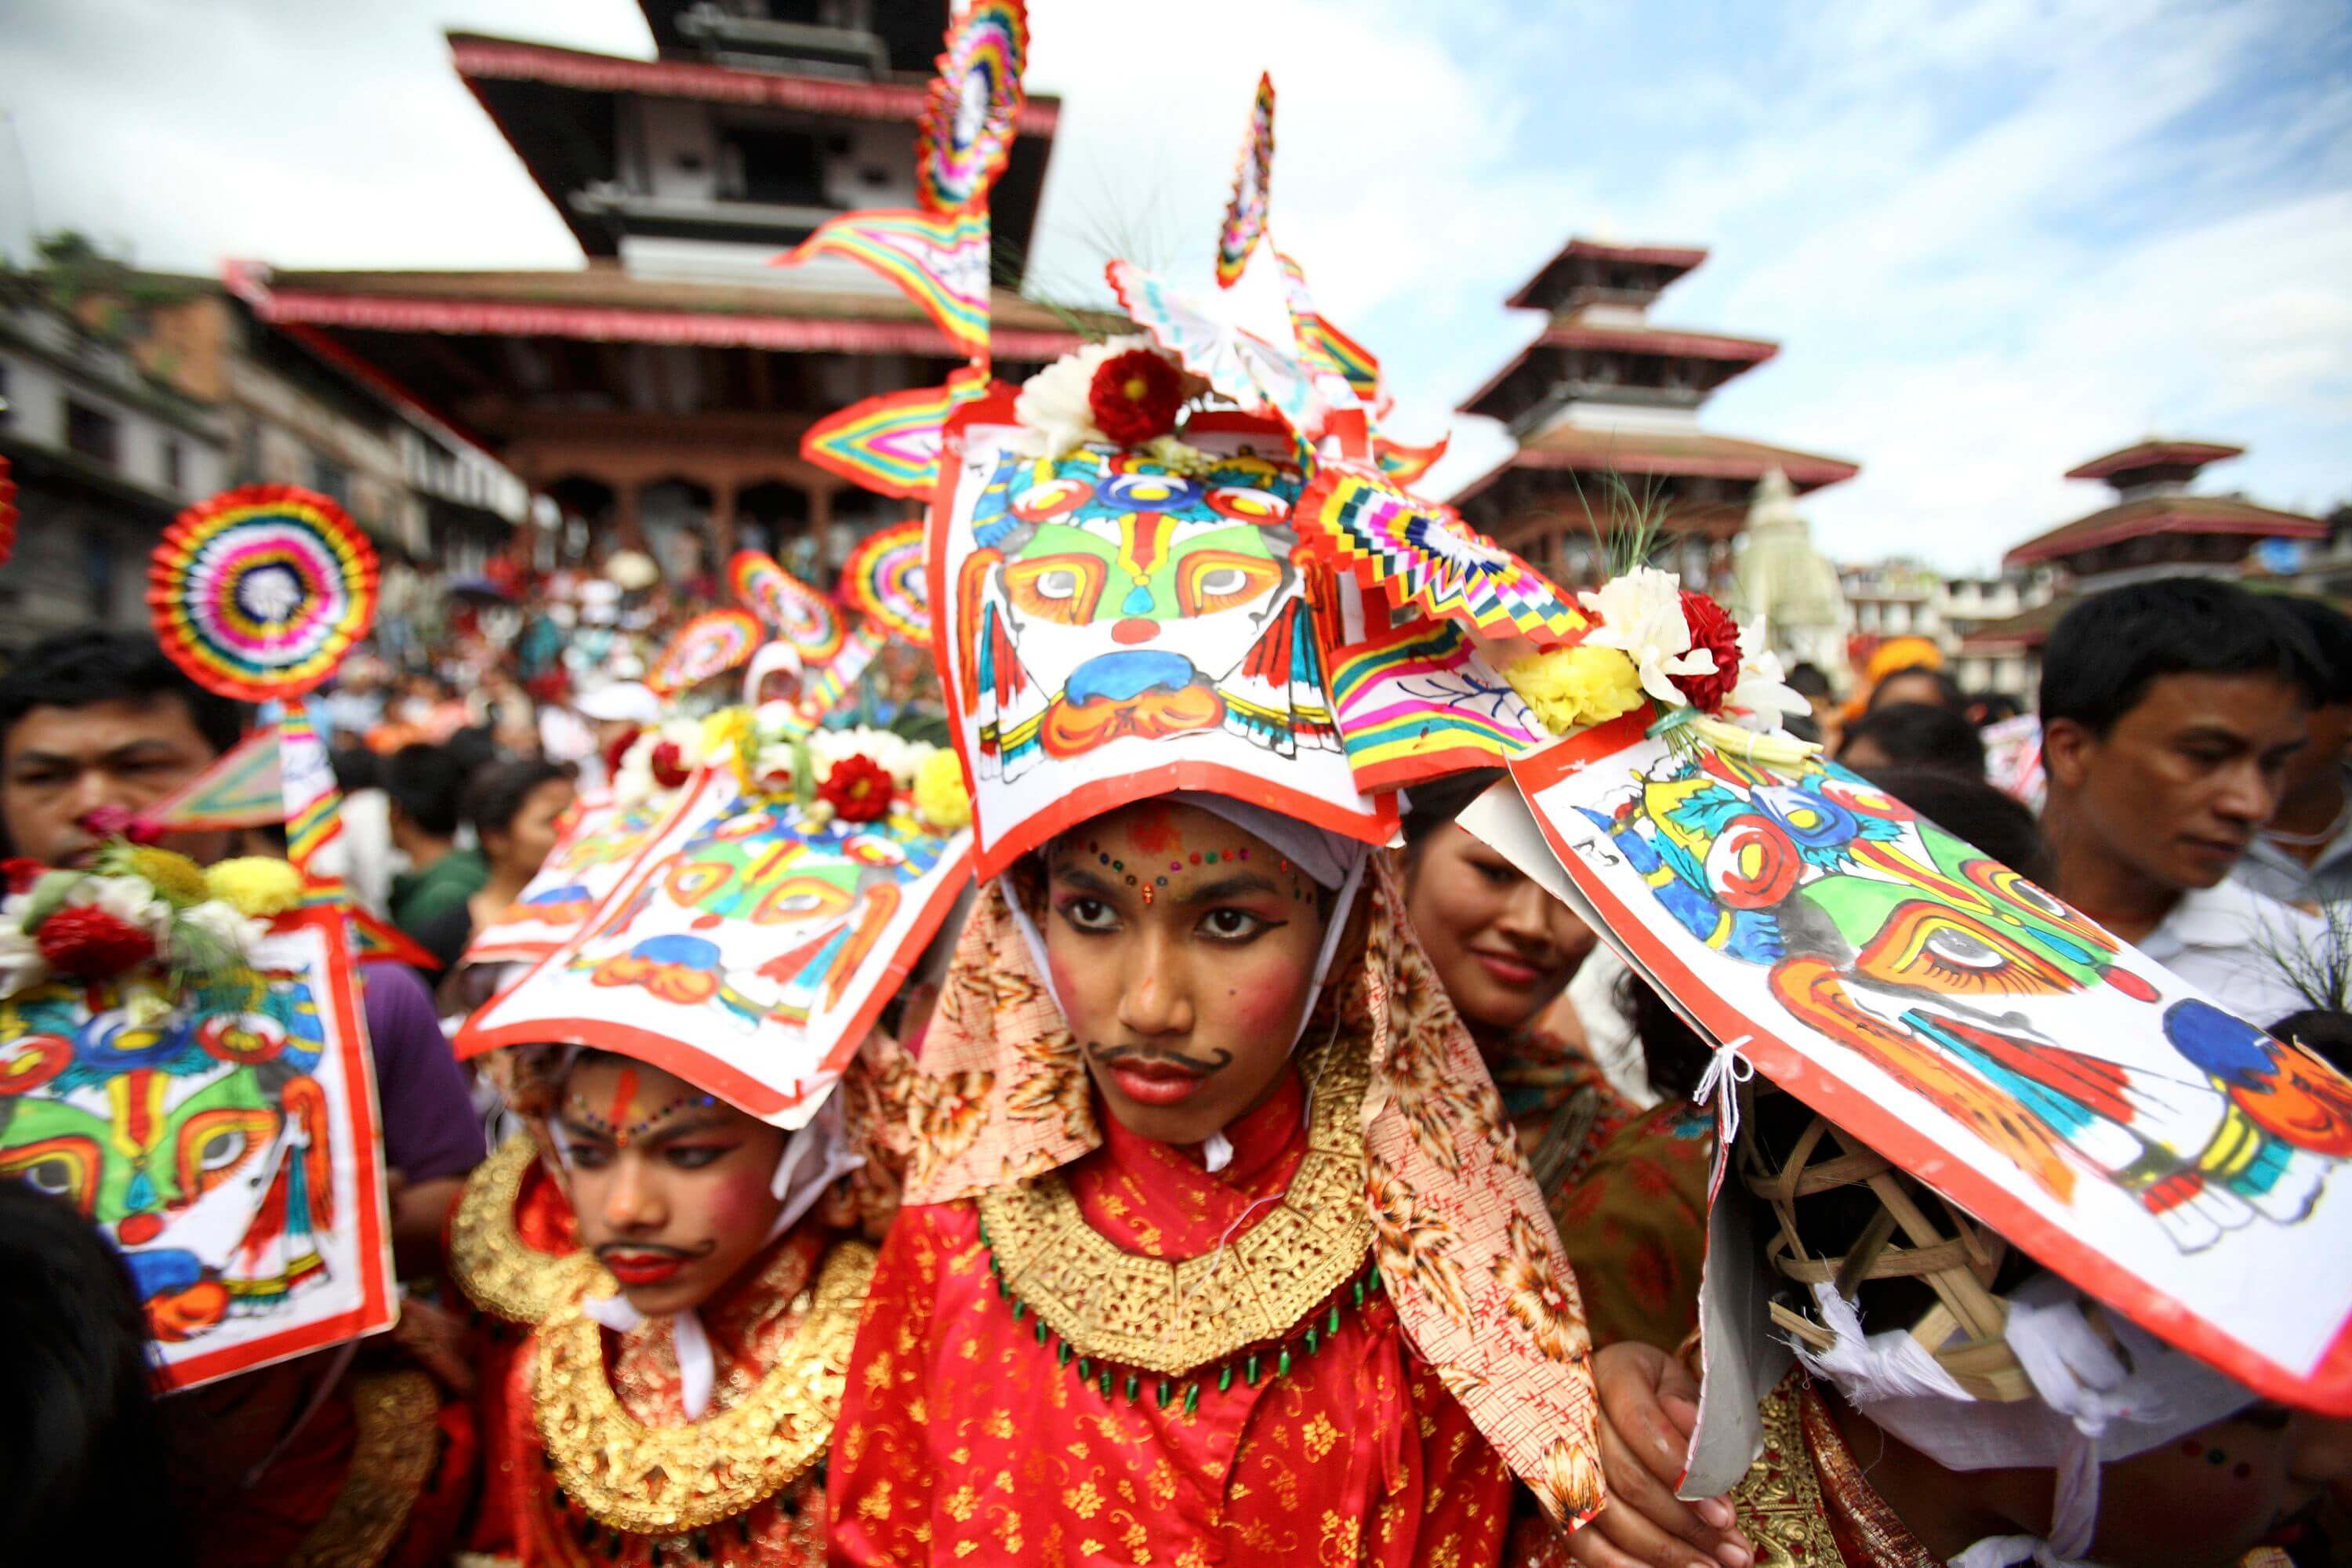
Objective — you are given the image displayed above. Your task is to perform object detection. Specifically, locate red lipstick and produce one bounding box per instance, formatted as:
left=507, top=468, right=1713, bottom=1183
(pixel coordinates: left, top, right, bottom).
left=1107, top=1058, right=1209, bottom=1106
left=599, top=1250, right=687, bottom=1286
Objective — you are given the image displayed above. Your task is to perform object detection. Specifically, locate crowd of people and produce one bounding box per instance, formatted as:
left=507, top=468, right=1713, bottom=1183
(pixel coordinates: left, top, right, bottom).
left=6, top=485, right=2352, bottom=1568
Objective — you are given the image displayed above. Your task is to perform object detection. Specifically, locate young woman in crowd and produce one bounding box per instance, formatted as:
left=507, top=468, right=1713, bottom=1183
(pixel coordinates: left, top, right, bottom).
left=1399, top=770, right=1630, bottom=1195
left=412, top=756, right=576, bottom=975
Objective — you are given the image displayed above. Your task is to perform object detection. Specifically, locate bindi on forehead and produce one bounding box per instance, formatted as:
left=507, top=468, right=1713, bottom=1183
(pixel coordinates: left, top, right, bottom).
left=565, top=1070, right=719, bottom=1148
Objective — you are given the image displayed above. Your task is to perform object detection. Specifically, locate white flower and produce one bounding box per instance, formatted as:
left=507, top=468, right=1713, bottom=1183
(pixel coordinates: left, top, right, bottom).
left=69, top=875, right=174, bottom=942
left=179, top=899, right=270, bottom=956
left=1009, top=336, right=1153, bottom=457
left=1719, top=617, right=1809, bottom=735
left=612, top=717, right=710, bottom=808
left=1577, top=567, right=1716, bottom=709
left=0, top=922, right=48, bottom=998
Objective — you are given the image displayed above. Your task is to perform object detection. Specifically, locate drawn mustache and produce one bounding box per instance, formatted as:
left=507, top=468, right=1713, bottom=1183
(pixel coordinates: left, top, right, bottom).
left=1087, top=1042, right=1234, bottom=1076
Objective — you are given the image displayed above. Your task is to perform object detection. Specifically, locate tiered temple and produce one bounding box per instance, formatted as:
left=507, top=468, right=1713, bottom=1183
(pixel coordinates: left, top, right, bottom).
left=1449, top=237, right=1857, bottom=592
left=230, top=0, right=1087, bottom=583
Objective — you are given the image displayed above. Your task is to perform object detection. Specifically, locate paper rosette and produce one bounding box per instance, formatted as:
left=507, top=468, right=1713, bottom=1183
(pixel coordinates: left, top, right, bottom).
left=1296, top=461, right=1584, bottom=647
left=916, top=0, right=1029, bottom=214
left=148, top=485, right=380, bottom=702
left=1105, top=260, right=1321, bottom=437
left=648, top=608, right=762, bottom=696
left=1216, top=73, right=1276, bottom=288
left=730, top=549, right=846, bottom=665
left=839, top=521, right=930, bottom=646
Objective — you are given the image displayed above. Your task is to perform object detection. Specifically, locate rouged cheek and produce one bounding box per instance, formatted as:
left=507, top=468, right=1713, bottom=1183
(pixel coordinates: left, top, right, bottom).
left=691, top=1158, right=785, bottom=1239
left=1210, top=947, right=1316, bottom=1036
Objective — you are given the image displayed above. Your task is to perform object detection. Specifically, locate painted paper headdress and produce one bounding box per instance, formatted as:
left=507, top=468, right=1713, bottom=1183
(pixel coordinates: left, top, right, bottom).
left=456, top=718, right=976, bottom=1130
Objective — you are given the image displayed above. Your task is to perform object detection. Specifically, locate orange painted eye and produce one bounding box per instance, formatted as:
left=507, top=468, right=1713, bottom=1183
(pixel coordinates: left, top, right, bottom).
left=753, top=877, right=855, bottom=926
left=176, top=1108, right=277, bottom=1200
left=0, top=1136, right=98, bottom=1214
left=1004, top=554, right=1107, bottom=625
left=1205, top=486, right=1289, bottom=524
left=1176, top=550, right=1283, bottom=615
left=1011, top=477, right=1091, bottom=522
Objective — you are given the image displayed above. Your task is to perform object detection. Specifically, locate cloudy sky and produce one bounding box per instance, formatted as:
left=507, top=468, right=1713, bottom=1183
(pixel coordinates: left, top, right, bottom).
left=3, top=0, right=2346, bottom=571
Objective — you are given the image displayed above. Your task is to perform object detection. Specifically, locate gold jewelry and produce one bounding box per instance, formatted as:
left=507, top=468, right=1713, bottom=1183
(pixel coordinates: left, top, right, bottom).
left=286, top=1370, right=440, bottom=1568
left=450, top=1133, right=601, bottom=1325
left=975, top=1029, right=1373, bottom=1381
left=534, top=1240, right=876, bottom=1535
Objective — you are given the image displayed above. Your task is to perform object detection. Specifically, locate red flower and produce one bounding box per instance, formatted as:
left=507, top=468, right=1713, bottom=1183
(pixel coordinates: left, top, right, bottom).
left=818, top=754, right=895, bottom=823
left=649, top=740, right=693, bottom=790
left=1, top=858, right=45, bottom=895
left=36, top=905, right=156, bottom=979
left=77, top=806, right=159, bottom=845
left=1671, top=590, right=1743, bottom=713
left=1087, top=350, right=1185, bottom=445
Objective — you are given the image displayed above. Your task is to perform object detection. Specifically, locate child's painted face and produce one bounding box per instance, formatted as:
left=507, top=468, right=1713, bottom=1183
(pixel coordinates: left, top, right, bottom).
left=2080, top=1403, right=2352, bottom=1568
left=554, top=1057, right=786, bottom=1316
left=1040, top=800, right=1330, bottom=1148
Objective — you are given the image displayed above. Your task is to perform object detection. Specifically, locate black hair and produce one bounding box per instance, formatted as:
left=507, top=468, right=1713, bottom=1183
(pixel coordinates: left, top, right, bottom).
left=1399, top=768, right=1507, bottom=852
left=1784, top=662, right=1835, bottom=702
left=2270, top=597, right=2352, bottom=707
left=380, top=743, right=472, bottom=839
left=1836, top=702, right=1987, bottom=779
left=0, top=628, right=247, bottom=758
left=328, top=743, right=382, bottom=796
left=463, top=757, right=574, bottom=844
left=1965, top=691, right=2023, bottom=726
left=2271, top=1009, right=2352, bottom=1079
left=2040, top=576, right=2326, bottom=735
left=0, top=1182, right=188, bottom=1559
left=1864, top=662, right=1965, bottom=712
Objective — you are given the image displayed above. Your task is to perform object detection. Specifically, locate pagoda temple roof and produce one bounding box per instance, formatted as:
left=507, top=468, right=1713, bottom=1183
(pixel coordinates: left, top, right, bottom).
left=1450, top=424, right=1860, bottom=508
left=1504, top=238, right=1710, bottom=310
left=223, top=262, right=1093, bottom=361
left=2064, top=439, right=2245, bottom=483
left=2002, top=494, right=2325, bottom=569
left=1457, top=320, right=1780, bottom=426
left=448, top=31, right=1059, bottom=263
left=635, top=0, right=948, bottom=74
left=1958, top=593, right=2070, bottom=654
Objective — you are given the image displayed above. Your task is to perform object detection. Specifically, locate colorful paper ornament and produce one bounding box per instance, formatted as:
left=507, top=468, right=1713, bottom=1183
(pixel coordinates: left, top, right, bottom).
left=1296, top=461, right=1584, bottom=647
left=136, top=728, right=286, bottom=833
left=1328, top=617, right=1545, bottom=791
left=729, top=550, right=846, bottom=665
left=802, top=367, right=992, bottom=501
left=1273, top=250, right=1381, bottom=405
left=647, top=609, right=763, bottom=696
left=147, top=485, right=380, bottom=702
left=839, top=520, right=931, bottom=645
left=1216, top=74, right=1276, bottom=288
left=1105, top=260, right=1321, bottom=436
left=775, top=209, right=990, bottom=360
left=1374, top=431, right=1450, bottom=488
left=916, top=0, right=1029, bottom=215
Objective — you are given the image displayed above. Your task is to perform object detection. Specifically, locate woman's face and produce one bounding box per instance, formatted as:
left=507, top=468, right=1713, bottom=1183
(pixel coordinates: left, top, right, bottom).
left=1403, top=823, right=1595, bottom=1040
left=554, top=1058, right=786, bottom=1316
left=1040, top=800, right=1331, bottom=1147
left=492, top=779, right=575, bottom=880
left=2080, top=1403, right=2352, bottom=1568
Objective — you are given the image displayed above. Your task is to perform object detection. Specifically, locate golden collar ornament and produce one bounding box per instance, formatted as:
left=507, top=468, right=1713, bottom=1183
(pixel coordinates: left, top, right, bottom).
left=450, top=1133, right=595, bottom=1325
left=975, top=1027, right=1374, bottom=1380
left=533, top=1240, right=875, bottom=1535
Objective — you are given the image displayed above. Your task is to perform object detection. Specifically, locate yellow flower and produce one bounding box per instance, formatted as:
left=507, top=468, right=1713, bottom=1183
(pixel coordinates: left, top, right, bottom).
left=1501, top=644, right=1645, bottom=735
left=913, top=748, right=973, bottom=832
left=702, top=706, right=750, bottom=765
left=204, top=856, right=304, bottom=918
left=125, top=846, right=209, bottom=906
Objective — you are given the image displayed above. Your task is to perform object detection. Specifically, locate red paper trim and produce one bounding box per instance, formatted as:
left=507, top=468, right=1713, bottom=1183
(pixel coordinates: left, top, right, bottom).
left=159, top=908, right=394, bottom=1390
left=1509, top=723, right=2352, bottom=1417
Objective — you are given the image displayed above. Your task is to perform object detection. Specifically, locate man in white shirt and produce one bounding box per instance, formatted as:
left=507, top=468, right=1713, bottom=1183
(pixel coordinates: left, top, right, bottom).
left=2038, top=577, right=2330, bottom=1025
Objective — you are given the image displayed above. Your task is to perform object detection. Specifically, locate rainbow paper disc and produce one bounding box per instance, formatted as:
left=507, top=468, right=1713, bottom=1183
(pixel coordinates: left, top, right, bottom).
left=730, top=550, right=846, bottom=665
left=1296, top=462, right=1584, bottom=647
left=648, top=609, right=762, bottom=697
left=916, top=0, right=1028, bottom=214
left=149, top=485, right=380, bottom=702
left=840, top=521, right=931, bottom=646
left=1216, top=74, right=1276, bottom=288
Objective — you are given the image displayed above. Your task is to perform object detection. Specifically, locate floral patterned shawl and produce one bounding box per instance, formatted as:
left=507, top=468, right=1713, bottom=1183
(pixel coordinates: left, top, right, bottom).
left=885, top=856, right=1606, bottom=1526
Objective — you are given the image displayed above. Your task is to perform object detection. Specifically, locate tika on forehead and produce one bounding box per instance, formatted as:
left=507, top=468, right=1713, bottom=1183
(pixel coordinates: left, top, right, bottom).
left=567, top=1066, right=717, bottom=1149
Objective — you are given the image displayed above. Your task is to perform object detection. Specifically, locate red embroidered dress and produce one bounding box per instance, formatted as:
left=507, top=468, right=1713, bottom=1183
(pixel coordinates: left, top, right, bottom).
left=829, top=1065, right=1515, bottom=1566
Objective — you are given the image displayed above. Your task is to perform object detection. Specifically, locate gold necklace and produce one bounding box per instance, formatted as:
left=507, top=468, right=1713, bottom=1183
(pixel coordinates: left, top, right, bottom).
left=535, top=1239, right=876, bottom=1535
left=450, top=1133, right=598, bottom=1325
left=975, top=1029, right=1375, bottom=1400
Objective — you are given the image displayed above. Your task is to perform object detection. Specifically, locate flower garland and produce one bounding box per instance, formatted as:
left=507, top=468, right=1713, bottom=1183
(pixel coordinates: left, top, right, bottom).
left=0, top=843, right=278, bottom=1003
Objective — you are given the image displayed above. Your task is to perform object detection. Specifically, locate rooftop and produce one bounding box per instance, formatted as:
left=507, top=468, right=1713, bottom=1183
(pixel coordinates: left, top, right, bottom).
left=2064, top=439, right=2245, bottom=484
left=2002, top=494, right=2325, bottom=569
left=1958, top=594, right=2070, bottom=653
left=1450, top=424, right=1860, bottom=508
left=1503, top=236, right=1710, bottom=311
left=1457, top=319, right=1781, bottom=426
